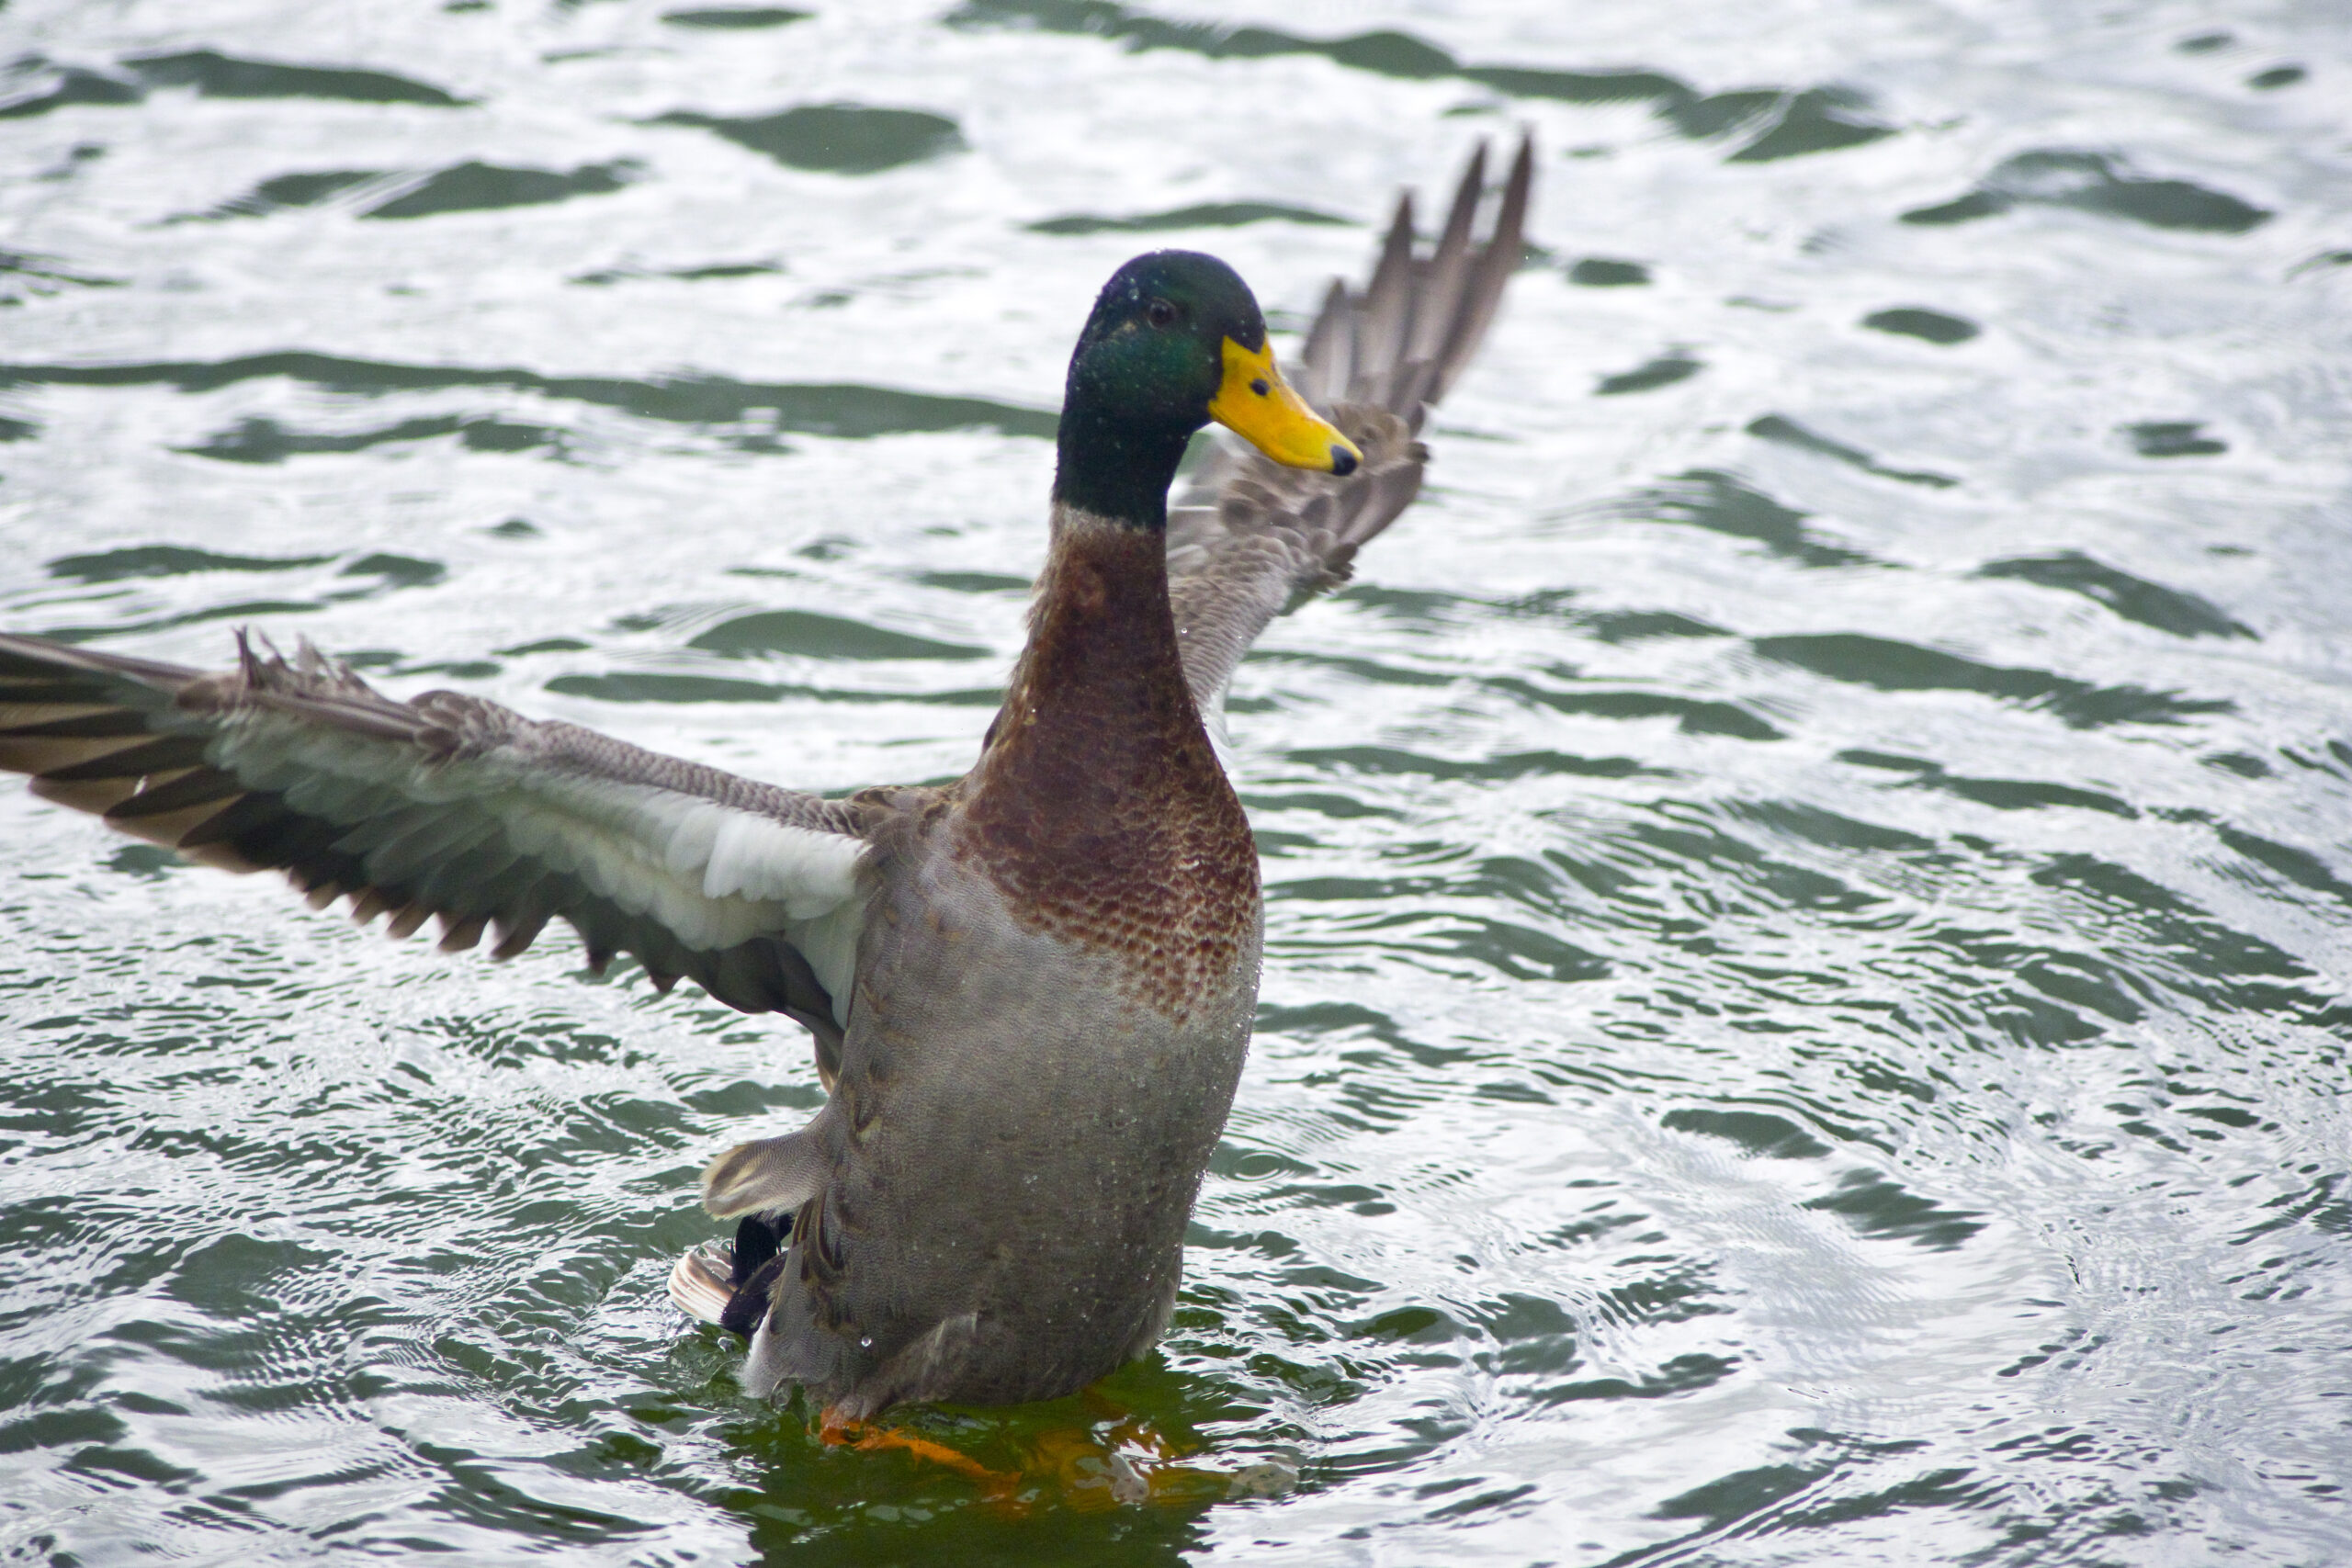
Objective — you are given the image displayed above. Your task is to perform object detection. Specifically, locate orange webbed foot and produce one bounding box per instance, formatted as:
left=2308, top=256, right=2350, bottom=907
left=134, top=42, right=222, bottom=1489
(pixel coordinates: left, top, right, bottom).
left=812, top=1394, right=1291, bottom=1510
left=815, top=1406, right=1023, bottom=1503
left=1037, top=1389, right=1263, bottom=1506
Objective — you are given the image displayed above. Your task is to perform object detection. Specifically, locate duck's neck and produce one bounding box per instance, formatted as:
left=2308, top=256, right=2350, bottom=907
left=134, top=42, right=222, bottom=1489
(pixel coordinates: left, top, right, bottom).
left=989, top=392, right=1203, bottom=779
left=963, top=501, right=1257, bottom=1004
left=958, top=431, right=1261, bottom=1007
left=1049, top=401, right=1191, bottom=527
left=979, top=502, right=1205, bottom=799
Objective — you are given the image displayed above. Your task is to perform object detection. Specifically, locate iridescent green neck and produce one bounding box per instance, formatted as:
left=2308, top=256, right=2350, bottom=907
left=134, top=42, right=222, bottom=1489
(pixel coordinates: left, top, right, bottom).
left=1049, top=395, right=1192, bottom=528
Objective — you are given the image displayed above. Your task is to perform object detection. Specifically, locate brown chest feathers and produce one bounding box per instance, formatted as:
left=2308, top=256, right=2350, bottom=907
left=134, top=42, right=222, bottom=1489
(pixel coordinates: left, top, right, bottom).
left=958, top=511, right=1259, bottom=1020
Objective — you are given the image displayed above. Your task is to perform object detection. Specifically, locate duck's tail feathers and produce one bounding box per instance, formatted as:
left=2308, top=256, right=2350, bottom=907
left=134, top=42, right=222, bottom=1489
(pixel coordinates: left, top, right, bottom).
left=670, top=1210, right=795, bottom=1338
left=668, top=1241, right=736, bottom=1326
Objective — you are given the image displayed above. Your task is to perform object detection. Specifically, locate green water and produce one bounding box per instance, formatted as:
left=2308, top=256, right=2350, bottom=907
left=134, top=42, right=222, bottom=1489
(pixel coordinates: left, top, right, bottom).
left=2, top=1, right=2348, bottom=1562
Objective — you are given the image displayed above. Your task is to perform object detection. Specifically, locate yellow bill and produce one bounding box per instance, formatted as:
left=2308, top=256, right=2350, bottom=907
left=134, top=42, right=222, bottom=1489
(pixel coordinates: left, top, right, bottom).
left=1205, top=338, right=1361, bottom=476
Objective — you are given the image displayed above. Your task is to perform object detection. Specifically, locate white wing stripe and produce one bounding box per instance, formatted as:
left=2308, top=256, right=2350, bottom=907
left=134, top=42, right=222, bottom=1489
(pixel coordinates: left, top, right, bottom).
left=206, top=709, right=867, bottom=955
left=661, top=801, right=723, bottom=882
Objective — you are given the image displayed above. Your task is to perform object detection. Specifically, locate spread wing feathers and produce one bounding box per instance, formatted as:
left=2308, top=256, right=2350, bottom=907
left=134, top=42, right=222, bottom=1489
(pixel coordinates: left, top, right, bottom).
left=1167, top=134, right=1532, bottom=716
left=0, top=630, right=874, bottom=1044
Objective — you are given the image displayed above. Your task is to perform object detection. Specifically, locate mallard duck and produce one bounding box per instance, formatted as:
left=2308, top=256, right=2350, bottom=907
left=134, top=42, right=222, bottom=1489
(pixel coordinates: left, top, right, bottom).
left=0, top=139, right=1531, bottom=1419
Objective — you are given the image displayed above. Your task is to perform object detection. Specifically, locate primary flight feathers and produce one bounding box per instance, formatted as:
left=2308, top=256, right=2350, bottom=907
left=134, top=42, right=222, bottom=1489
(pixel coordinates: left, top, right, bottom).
left=0, top=631, right=870, bottom=1044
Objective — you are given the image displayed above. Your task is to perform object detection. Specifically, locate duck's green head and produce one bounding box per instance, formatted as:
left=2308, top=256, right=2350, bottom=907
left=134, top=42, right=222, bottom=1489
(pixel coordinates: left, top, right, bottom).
left=1054, top=250, right=1361, bottom=525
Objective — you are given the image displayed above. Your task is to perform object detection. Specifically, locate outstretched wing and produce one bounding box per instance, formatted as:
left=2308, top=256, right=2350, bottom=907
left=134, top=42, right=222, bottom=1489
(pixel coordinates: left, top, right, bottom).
left=1168, top=135, right=1533, bottom=716
left=0, top=631, right=874, bottom=1050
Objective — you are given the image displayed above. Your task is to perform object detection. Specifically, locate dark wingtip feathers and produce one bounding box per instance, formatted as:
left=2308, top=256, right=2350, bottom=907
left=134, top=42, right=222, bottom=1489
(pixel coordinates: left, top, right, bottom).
left=490, top=910, right=550, bottom=962
left=436, top=912, right=488, bottom=953
left=1281, top=132, right=1532, bottom=423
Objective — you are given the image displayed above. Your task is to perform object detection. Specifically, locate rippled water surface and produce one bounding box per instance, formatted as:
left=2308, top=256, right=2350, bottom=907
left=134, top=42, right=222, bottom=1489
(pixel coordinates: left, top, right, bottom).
left=5, top=0, right=2351, bottom=1562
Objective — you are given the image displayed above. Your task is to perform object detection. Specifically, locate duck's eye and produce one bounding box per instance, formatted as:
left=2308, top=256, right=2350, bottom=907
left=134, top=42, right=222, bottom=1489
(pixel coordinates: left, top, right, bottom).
left=1145, top=299, right=1177, bottom=329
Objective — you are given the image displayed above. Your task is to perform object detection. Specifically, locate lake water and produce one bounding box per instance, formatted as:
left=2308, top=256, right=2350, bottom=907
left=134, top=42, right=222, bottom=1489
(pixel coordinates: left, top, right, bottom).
left=3, top=0, right=2349, bottom=1562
